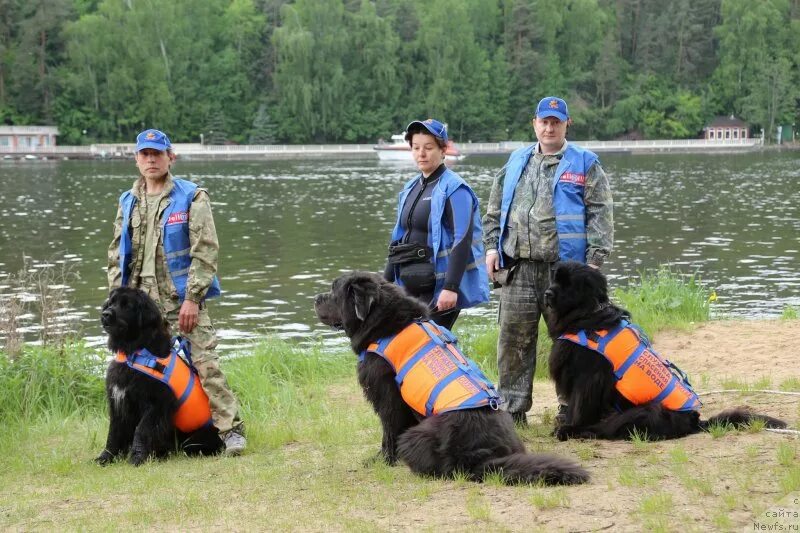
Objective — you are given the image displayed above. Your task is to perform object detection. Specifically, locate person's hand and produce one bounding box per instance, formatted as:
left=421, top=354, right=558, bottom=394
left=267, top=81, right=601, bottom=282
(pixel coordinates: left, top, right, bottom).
left=486, top=253, right=500, bottom=282
left=179, top=300, right=200, bottom=333
left=435, top=289, right=458, bottom=312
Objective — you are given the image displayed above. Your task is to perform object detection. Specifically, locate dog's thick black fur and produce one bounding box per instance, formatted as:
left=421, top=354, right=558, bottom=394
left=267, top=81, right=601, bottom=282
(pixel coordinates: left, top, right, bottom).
left=314, top=271, right=589, bottom=485
left=545, top=261, right=787, bottom=441
left=96, top=287, right=222, bottom=465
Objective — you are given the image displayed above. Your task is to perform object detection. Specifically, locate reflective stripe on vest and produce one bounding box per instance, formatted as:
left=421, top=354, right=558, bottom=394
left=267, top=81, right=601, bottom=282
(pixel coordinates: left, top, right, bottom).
left=389, top=168, right=489, bottom=309
left=559, top=321, right=702, bottom=412
left=360, top=320, right=501, bottom=417
left=118, top=178, right=221, bottom=301
left=115, top=347, right=214, bottom=432
left=497, top=143, right=598, bottom=265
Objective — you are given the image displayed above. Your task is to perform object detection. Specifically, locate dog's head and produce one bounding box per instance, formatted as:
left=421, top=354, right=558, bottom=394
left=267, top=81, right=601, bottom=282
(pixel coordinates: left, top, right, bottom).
left=101, top=287, right=170, bottom=355
left=543, top=261, right=623, bottom=337
left=314, top=271, right=428, bottom=351
left=544, top=261, right=609, bottom=317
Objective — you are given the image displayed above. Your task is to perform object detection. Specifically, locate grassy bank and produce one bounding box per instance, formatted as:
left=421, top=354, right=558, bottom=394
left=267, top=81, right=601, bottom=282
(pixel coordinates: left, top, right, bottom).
left=3, top=271, right=797, bottom=531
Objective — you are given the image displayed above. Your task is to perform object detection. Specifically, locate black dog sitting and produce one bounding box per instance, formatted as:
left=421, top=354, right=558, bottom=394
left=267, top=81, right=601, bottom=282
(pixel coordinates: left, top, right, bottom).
left=545, top=261, right=786, bottom=441
left=315, top=271, right=589, bottom=485
left=96, top=287, right=222, bottom=465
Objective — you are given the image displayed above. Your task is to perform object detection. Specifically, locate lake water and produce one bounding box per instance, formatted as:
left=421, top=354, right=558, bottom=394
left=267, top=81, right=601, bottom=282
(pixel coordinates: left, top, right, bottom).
left=1, top=151, right=798, bottom=351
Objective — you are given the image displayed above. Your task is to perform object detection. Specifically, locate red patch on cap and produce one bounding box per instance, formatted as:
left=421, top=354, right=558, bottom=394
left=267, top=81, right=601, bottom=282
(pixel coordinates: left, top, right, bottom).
left=549, top=99, right=560, bottom=109
left=146, top=132, right=156, bottom=140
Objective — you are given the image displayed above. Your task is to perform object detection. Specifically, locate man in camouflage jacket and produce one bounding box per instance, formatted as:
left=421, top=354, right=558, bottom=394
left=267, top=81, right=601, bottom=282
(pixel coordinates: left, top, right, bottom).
left=482, top=97, right=614, bottom=425
left=107, top=129, right=245, bottom=454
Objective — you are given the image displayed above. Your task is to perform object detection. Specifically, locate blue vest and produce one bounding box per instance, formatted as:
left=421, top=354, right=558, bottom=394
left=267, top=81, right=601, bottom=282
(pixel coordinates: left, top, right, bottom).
left=119, top=178, right=221, bottom=301
left=389, top=168, right=489, bottom=309
left=497, top=143, right=598, bottom=266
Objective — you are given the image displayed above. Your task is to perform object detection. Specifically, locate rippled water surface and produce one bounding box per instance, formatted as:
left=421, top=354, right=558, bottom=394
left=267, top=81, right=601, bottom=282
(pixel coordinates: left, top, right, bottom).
left=1, top=152, right=798, bottom=350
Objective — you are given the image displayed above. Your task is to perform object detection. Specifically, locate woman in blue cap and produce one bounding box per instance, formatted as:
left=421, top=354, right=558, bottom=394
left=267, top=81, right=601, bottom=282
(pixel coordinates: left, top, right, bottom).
left=383, top=119, right=489, bottom=329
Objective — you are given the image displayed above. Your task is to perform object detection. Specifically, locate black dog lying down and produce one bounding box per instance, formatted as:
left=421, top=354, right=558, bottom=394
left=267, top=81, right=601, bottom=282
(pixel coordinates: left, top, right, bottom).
left=545, top=261, right=786, bottom=441
left=315, top=271, right=588, bottom=485
left=97, top=287, right=222, bottom=465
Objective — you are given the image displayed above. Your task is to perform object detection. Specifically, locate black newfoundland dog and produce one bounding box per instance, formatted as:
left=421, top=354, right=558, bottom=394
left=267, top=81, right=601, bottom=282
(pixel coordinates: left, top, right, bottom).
left=314, top=271, right=589, bottom=485
left=545, top=261, right=786, bottom=441
left=96, top=287, right=222, bottom=465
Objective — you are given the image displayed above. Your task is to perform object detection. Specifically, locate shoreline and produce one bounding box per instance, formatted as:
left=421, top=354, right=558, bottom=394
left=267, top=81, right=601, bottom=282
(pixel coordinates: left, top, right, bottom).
left=2, top=138, right=789, bottom=161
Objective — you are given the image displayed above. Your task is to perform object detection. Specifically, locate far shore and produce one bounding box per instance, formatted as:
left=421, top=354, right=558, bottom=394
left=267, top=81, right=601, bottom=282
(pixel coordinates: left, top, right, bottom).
left=2, top=137, right=790, bottom=162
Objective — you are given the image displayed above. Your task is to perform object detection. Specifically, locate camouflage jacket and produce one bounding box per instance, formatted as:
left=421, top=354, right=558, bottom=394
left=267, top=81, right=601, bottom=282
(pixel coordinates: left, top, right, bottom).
left=107, top=174, right=220, bottom=303
left=482, top=141, right=614, bottom=267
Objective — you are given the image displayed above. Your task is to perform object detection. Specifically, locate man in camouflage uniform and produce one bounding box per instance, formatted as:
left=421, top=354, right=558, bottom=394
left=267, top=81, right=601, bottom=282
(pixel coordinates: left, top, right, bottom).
left=107, top=129, right=246, bottom=454
left=482, top=97, right=614, bottom=425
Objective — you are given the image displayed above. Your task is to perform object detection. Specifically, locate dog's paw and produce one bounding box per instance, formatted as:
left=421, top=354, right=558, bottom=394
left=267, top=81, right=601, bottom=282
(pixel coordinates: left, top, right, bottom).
left=95, top=450, right=115, bottom=465
left=363, top=450, right=397, bottom=467
left=129, top=453, right=150, bottom=467
left=554, top=425, right=575, bottom=441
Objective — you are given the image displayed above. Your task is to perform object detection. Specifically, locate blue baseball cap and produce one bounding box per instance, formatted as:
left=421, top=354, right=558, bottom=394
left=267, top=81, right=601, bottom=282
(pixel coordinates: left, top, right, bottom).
left=535, top=97, right=569, bottom=121
left=135, top=129, right=172, bottom=152
left=405, top=118, right=448, bottom=143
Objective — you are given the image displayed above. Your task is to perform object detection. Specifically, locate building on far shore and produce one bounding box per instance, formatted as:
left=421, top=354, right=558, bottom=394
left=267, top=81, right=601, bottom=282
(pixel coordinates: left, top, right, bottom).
left=0, top=125, right=59, bottom=150
left=703, top=115, right=749, bottom=141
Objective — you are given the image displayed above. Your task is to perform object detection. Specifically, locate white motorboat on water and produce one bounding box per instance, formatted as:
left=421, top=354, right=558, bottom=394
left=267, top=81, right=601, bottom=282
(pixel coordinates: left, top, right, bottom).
left=373, top=133, right=464, bottom=162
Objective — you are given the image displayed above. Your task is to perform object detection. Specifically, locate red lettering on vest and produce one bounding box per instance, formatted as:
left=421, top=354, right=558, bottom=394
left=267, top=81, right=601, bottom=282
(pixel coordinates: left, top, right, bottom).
left=560, top=172, right=586, bottom=186
left=167, top=211, right=189, bottom=225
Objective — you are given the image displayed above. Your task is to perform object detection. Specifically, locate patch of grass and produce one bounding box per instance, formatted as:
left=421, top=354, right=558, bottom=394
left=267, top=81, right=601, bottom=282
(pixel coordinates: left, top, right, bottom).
left=465, top=488, right=491, bottom=520
left=754, top=376, right=773, bottom=390
left=713, top=512, right=733, bottom=530
left=745, top=445, right=761, bottom=459
left=570, top=441, right=598, bottom=462
left=629, top=427, right=651, bottom=450
left=745, top=418, right=768, bottom=433
left=721, top=492, right=739, bottom=510
left=482, top=470, right=507, bottom=487
left=637, top=492, right=674, bottom=532
left=674, top=466, right=714, bottom=496
left=779, top=466, right=800, bottom=495
left=0, top=342, right=106, bottom=424
left=613, top=268, right=710, bottom=335
left=669, top=446, right=689, bottom=465
left=618, top=462, right=658, bottom=488
left=779, top=378, right=800, bottom=392
left=529, top=488, right=569, bottom=510
left=706, top=420, right=735, bottom=438
left=776, top=443, right=796, bottom=467
left=780, top=305, right=799, bottom=320
left=720, top=377, right=750, bottom=390
left=638, top=492, right=674, bottom=513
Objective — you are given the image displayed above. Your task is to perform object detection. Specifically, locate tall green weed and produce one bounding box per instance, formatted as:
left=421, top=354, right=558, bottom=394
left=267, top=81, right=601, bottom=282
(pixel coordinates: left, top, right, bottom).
left=613, top=268, right=710, bottom=335
left=0, top=342, right=106, bottom=423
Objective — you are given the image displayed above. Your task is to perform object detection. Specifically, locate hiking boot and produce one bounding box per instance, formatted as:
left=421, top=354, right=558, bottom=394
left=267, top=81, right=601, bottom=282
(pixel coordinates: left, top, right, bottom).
left=222, top=428, right=246, bottom=456
left=554, top=404, right=569, bottom=426
left=511, top=411, right=528, bottom=427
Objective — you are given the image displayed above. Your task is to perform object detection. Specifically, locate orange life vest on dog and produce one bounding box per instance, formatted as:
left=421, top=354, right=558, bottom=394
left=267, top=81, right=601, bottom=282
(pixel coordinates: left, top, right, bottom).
left=115, top=342, right=213, bottom=432
left=361, top=320, right=502, bottom=417
left=559, top=320, right=701, bottom=412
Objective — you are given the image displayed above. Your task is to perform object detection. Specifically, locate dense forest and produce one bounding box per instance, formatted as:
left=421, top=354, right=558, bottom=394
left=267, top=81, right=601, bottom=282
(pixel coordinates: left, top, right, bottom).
left=0, top=0, right=798, bottom=144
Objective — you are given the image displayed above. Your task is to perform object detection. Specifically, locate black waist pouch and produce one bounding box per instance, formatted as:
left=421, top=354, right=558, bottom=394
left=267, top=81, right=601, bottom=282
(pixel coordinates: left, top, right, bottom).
left=388, top=242, right=436, bottom=295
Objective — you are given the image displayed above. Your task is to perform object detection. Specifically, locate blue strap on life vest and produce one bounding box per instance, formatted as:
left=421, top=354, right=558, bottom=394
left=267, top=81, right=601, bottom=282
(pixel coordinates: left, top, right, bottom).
left=125, top=347, right=177, bottom=384
left=172, top=336, right=197, bottom=373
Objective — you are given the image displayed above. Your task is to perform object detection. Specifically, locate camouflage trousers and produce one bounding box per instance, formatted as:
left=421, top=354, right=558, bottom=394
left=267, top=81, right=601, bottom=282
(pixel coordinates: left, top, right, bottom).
left=496, top=260, right=555, bottom=415
left=138, top=280, right=243, bottom=435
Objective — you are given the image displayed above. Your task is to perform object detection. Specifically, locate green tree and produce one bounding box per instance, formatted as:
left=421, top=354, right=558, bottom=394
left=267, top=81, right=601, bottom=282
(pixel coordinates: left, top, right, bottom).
left=711, top=0, right=799, bottom=140
left=248, top=103, right=278, bottom=144
left=273, top=0, right=348, bottom=141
